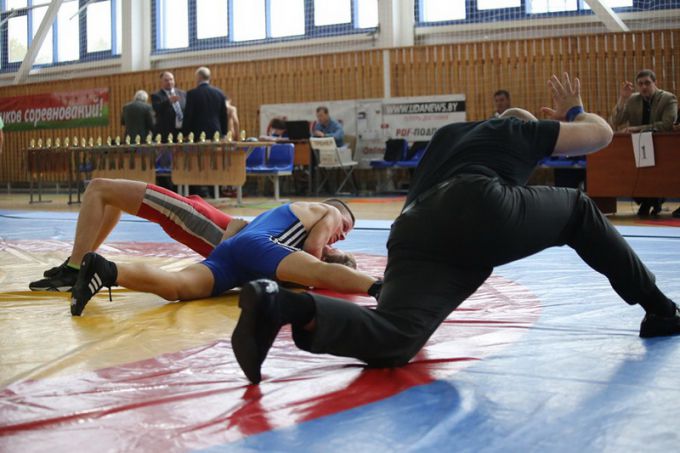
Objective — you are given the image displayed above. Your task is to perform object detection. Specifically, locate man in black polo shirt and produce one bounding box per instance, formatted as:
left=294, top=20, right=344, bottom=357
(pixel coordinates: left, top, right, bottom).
left=231, top=73, right=680, bottom=384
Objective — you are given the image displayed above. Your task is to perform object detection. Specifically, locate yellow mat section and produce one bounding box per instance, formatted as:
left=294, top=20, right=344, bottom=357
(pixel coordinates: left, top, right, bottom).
left=0, top=252, right=240, bottom=387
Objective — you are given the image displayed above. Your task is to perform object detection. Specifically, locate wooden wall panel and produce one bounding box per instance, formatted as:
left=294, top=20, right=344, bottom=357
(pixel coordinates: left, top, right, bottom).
left=391, top=30, right=679, bottom=123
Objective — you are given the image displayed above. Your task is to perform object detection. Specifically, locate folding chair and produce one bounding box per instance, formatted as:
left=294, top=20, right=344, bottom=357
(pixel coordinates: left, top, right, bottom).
left=310, top=137, right=358, bottom=195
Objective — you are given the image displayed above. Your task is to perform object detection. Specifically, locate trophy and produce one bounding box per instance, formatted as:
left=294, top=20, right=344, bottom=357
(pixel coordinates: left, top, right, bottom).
left=239, top=130, right=246, bottom=141
left=81, top=137, right=87, bottom=147
left=116, top=136, right=121, bottom=146
left=199, top=131, right=206, bottom=143
left=145, top=133, right=153, bottom=145
left=29, top=138, right=35, bottom=148
left=134, top=135, right=141, bottom=145
left=96, top=136, right=102, bottom=146
left=155, top=134, right=162, bottom=144
left=55, top=137, right=61, bottom=148
left=64, top=137, right=70, bottom=147
left=188, top=132, right=194, bottom=143
left=177, top=132, right=184, bottom=143
left=73, top=136, right=79, bottom=147
left=106, top=136, right=112, bottom=146
left=46, top=138, right=52, bottom=148
left=213, top=131, right=221, bottom=142
left=125, top=135, right=131, bottom=145
left=167, top=133, right=174, bottom=144
left=37, top=138, right=43, bottom=148
left=226, top=131, right=233, bottom=143
left=88, top=137, right=94, bottom=147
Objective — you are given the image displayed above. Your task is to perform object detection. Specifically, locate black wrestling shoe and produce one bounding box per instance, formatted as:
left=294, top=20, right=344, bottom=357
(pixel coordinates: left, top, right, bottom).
left=43, top=257, right=70, bottom=277
left=231, top=279, right=284, bottom=384
left=70, top=253, right=118, bottom=317
left=639, top=305, right=680, bottom=338
left=29, top=265, right=78, bottom=292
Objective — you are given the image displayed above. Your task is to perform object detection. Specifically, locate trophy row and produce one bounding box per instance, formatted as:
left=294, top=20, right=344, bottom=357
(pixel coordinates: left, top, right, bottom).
left=29, top=130, right=248, bottom=149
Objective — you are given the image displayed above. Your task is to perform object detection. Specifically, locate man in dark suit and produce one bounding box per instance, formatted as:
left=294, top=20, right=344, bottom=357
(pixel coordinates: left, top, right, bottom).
left=121, top=90, right=154, bottom=141
left=151, top=71, right=186, bottom=142
left=183, top=66, right=228, bottom=139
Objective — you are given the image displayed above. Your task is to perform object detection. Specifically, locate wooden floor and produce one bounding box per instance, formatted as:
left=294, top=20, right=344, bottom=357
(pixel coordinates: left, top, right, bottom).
left=0, top=189, right=678, bottom=226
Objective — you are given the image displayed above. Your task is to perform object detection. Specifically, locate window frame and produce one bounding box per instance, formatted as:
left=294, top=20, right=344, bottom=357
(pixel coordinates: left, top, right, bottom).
left=0, top=0, right=121, bottom=73
left=152, top=0, right=377, bottom=55
left=414, top=0, right=679, bottom=28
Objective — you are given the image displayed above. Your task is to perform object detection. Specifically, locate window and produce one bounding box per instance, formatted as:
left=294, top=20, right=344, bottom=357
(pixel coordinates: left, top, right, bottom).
left=158, top=0, right=189, bottom=48
left=154, top=0, right=378, bottom=52
left=32, top=3, right=53, bottom=64
left=581, top=0, right=633, bottom=10
left=478, top=0, right=521, bottom=9
left=6, top=0, right=27, bottom=9
left=86, top=1, right=112, bottom=52
left=527, top=0, right=578, bottom=14
left=196, top=0, right=228, bottom=39
left=356, top=0, right=378, bottom=29
left=314, top=0, right=351, bottom=26
left=417, top=0, right=659, bottom=26
left=270, top=0, right=305, bottom=38
left=0, top=0, right=121, bottom=71
left=7, top=14, right=27, bottom=63
left=420, top=0, right=466, bottom=22
left=57, top=1, right=79, bottom=62
left=233, top=0, right=266, bottom=41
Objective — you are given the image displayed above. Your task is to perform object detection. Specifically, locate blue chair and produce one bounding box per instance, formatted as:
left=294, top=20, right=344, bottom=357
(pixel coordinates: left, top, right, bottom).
left=539, top=154, right=587, bottom=169
left=395, top=146, right=427, bottom=169
left=247, top=143, right=294, bottom=201
left=266, top=143, right=295, bottom=172
left=370, top=138, right=408, bottom=169
left=245, top=146, right=266, bottom=170
left=538, top=156, right=586, bottom=190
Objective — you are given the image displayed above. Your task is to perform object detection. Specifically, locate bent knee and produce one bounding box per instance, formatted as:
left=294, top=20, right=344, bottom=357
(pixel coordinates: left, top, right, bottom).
left=364, top=331, right=430, bottom=368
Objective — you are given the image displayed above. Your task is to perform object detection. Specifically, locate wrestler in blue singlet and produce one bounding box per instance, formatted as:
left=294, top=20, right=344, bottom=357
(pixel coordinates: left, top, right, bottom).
left=202, top=204, right=308, bottom=295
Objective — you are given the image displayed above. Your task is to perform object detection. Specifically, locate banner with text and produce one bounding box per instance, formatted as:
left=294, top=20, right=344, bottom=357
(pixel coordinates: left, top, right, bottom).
left=0, top=88, right=109, bottom=131
left=261, top=94, right=466, bottom=169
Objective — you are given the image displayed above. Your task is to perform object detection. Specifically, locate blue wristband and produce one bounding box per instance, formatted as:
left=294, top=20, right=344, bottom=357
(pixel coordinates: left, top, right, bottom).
left=565, top=105, right=585, bottom=122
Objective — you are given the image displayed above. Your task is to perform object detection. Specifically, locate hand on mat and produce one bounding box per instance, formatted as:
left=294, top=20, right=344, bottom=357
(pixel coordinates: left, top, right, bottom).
left=541, top=72, right=583, bottom=121
left=322, top=246, right=357, bottom=269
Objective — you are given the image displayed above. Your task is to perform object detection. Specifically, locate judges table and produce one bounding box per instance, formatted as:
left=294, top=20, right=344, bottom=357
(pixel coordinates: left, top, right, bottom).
left=25, top=141, right=267, bottom=205
left=586, top=132, right=680, bottom=213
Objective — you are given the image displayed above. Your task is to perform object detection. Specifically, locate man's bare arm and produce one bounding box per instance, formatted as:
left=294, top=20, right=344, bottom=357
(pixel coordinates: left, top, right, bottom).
left=541, top=73, right=613, bottom=157
left=276, top=251, right=375, bottom=294
left=301, top=207, right=341, bottom=259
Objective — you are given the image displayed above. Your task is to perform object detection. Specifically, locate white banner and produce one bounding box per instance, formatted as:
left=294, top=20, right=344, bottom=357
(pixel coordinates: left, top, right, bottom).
left=260, top=94, right=466, bottom=168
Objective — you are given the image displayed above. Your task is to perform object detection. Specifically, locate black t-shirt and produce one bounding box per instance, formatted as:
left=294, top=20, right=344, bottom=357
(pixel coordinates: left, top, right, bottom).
left=406, top=118, right=560, bottom=204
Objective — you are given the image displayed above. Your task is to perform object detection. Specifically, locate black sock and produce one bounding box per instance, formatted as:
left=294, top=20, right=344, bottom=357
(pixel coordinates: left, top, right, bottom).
left=276, top=288, right=316, bottom=327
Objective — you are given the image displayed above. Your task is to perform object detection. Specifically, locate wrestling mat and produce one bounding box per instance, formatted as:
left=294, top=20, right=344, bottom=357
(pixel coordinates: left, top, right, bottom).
left=1, top=210, right=679, bottom=452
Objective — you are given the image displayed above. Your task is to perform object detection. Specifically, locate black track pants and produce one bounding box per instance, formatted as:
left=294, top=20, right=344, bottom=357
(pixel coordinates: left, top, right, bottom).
left=294, top=175, right=671, bottom=366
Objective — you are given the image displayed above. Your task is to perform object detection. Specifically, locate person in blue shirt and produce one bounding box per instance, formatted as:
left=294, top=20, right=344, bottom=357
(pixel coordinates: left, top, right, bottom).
left=312, top=106, right=344, bottom=147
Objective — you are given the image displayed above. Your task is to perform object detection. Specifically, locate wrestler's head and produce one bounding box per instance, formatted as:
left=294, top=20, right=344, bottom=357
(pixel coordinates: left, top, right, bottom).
left=499, top=107, right=538, bottom=122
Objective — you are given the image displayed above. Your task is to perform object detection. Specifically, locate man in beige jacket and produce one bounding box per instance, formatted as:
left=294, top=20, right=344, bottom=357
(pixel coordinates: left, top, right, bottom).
left=611, top=69, right=677, bottom=133
left=611, top=69, right=678, bottom=217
